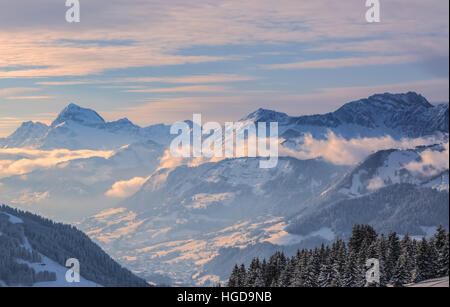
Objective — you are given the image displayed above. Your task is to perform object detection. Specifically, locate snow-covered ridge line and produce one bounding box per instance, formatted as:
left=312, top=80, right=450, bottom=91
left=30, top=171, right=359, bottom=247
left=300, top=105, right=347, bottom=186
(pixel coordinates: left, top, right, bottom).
left=1, top=92, right=448, bottom=150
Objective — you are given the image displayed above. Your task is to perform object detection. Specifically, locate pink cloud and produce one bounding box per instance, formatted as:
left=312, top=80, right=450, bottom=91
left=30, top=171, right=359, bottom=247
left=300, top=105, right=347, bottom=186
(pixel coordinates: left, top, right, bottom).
left=105, top=176, right=149, bottom=198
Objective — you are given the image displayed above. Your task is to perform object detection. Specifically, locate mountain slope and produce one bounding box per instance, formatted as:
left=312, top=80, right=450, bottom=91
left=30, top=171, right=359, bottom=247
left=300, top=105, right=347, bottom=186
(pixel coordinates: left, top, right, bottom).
left=287, top=183, right=449, bottom=239
left=286, top=144, right=449, bottom=239
left=319, top=143, right=449, bottom=201
left=79, top=157, right=348, bottom=285
left=126, top=157, right=348, bottom=218
left=0, top=205, right=148, bottom=287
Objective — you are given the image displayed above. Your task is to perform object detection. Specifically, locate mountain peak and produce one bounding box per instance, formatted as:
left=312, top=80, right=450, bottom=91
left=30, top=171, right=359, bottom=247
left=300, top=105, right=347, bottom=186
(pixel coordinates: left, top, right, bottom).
left=8, top=121, right=48, bottom=138
left=18, top=121, right=48, bottom=129
left=365, top=92, right=433, bottom=108
left=52, top=103, right=105, bottom=127
left=241, top=108, right=289, bottom=122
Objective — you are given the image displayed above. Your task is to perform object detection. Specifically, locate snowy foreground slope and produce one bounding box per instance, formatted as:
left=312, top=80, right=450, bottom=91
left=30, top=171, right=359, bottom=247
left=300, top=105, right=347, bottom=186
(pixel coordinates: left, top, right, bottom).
left=0, top=206, right=148, bottom=287
left=406, top=276, right=449, bottom=287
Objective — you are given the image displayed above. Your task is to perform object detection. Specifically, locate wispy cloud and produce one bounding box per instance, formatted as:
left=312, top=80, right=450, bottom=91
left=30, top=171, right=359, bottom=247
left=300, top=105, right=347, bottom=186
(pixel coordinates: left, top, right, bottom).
left=0, top=87, right=52, bottom=102
left=36, top=74, right=256, bottom=86
left=263, top=55, right=417, bottom=70
left=11, top=191, right=50, bottom=205
left=0, top=0, right=447, bottom=129
left=0, top=0, right=447, bottom=77
left=119, top=75, right=256, bottom=84
left=125, top=85, right=230, bottom=93
left=0, top=87, right=41, bottom=96
left=6, top=96, right=53, bottom=100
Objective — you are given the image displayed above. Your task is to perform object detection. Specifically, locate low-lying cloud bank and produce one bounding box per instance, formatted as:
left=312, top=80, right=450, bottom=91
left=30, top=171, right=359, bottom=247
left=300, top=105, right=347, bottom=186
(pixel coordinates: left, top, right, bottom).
left=153, top=132, right=446, bottom=171
left=0, top=148, right=114, bottom=179
left=105, top=176, right=150, bottom=198
left=279, top=132, right=445, bottom=165
left=405, top=142, right=449, bottom=177
left=3, top=133, right=447, bottom=202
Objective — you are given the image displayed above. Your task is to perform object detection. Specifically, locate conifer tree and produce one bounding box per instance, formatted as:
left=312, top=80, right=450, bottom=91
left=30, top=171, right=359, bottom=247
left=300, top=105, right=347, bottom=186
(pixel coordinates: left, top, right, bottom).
left=412, top=238, right=431, bottom=283
left=391, top=256, right=410, bottom=287
left=434, top=226, right=449, bottom=277
left=238, top=264, right=246, bottom=287
left=342, top=251, right=359, bottom=287
left=304, top=250, right=320, bottom=287
left=385, top=232, right=401, bottom=284
left=277, top=259, right=294, bottom=287
left=426, top=238, right=439, bottom=278
left=228, top=264, right=241, bottom=287
left=317, top=263, right=332, bottom=287
left=244, top=258, right=262, bottom=287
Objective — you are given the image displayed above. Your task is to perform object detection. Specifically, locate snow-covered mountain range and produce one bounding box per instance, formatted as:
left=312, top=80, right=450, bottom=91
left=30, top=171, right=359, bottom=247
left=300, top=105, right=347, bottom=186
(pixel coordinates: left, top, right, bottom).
left=0, top=92, right=448, bottom=286
left=243, top=92, right=448, bottom=140
left=1, top=92, right=448, bottom=150
left=0, top=103, right=173, bottom=150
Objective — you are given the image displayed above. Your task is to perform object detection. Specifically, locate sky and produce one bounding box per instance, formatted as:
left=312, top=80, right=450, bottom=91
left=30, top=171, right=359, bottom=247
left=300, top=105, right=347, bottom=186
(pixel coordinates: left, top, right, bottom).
left=0, top=0, right=448, bottom=137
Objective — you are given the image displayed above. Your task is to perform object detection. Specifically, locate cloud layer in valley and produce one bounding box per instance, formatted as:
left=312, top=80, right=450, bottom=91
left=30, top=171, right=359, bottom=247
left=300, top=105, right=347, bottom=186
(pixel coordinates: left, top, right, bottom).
left=0, top=147, right=114, bottom=179
left=405, top=143, right=449, bottom=177
left=105, top=176, right=150, bottom=198
left=279, top=132, right=446, bottom=165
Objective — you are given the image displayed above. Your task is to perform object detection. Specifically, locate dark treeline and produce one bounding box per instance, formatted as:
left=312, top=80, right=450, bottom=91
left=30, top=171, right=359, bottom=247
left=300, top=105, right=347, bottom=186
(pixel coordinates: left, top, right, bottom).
left=1, top=205, right=149, bottom=287
left=0, top=211, right=57, bottom=286
left=228, top=225, right=449, bottom=287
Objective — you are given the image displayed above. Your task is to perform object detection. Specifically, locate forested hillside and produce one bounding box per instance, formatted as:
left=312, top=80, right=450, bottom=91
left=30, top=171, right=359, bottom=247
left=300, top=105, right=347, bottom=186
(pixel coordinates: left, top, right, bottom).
left=228, top=225, right=449, bottom=287
left=288, top=184, right=449, bottom=239
left=0, top=205, right=148, bottom=287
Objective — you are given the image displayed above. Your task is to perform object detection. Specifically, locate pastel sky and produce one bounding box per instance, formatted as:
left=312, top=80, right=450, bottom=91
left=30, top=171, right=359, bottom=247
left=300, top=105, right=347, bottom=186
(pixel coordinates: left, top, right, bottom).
left=0, top=0, right=448, bottom=137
